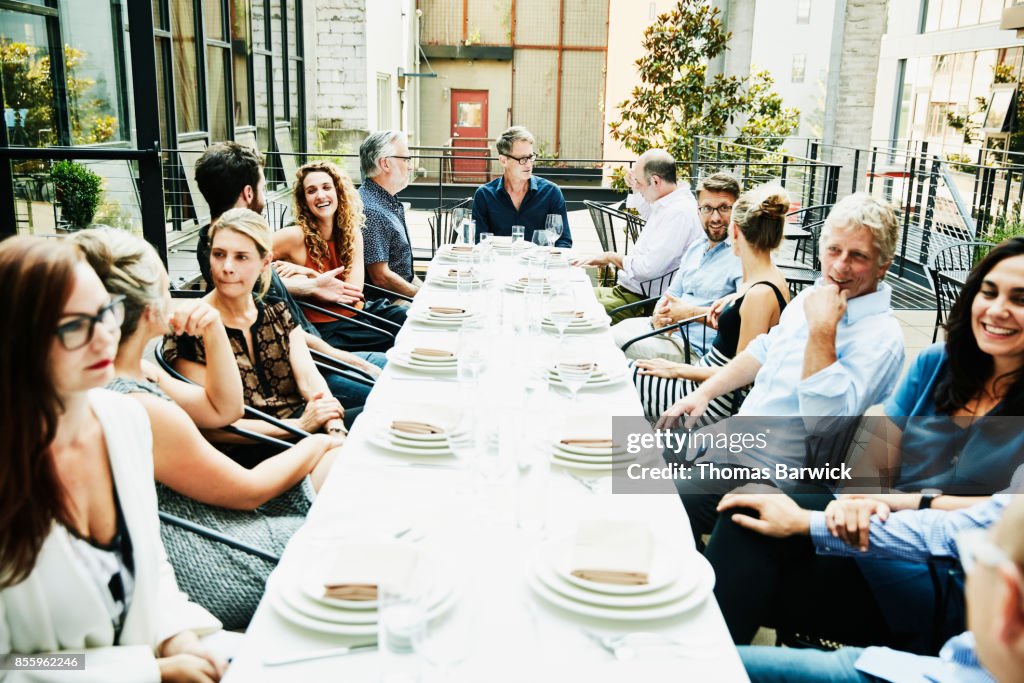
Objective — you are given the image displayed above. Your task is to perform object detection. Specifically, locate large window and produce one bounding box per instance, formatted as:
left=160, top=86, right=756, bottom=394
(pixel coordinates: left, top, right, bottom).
left=1, top=1, right=128, bottom=147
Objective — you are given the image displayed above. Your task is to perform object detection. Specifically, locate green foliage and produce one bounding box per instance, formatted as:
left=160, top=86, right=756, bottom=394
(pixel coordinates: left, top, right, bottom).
left=944, top=153, right=976, bottom=174
left=608, top=0, right=799, bottom=179
left=51, top=160, right=103, bottom=229
left=984, top=204, right=1024, bottom=244
left=993, top=62, right=1016, bottom=85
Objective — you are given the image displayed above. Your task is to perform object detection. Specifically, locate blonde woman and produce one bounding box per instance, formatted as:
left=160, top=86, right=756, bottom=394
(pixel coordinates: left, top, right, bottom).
left=73, top=227, right=342, bottom=629
left=273, top=160, right=407, bottom=352
left=629, top=184, right=791, bottom=421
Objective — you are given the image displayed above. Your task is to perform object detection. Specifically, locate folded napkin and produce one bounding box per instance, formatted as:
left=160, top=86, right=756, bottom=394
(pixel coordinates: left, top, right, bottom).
left=428, top=306, right=466, bottom=315
left=323, top=542, right=419, bottom=600
left=392, top=420, right=445, bottom=435
left=451, top=245, right=474, bottom=253
left=558, top=361, right=597, bottom=371
left=447, top=268, right=476, bottom=277
left=560, top=438, right=616, bottom=448
left=569, top=521, right=653, bottom=586
left=411, top=347, right=455, bottom=358
left=518, top=276, right=549, bottom=284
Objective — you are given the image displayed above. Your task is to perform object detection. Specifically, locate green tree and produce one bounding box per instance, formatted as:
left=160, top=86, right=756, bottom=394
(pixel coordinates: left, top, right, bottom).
left=608, top=0, right=799, bottom=179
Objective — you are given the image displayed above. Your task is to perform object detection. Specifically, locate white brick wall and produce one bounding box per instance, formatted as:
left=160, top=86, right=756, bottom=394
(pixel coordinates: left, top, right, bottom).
left=313, top=0, right=369, bottom=131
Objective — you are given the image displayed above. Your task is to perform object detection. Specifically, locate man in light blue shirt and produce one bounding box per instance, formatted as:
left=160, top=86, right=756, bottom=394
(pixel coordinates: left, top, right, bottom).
left=716, top=490, right=1023, bottom=683
left=611, top=172, right=743, bottom=360
left=660, top=193, right=905, bottom=538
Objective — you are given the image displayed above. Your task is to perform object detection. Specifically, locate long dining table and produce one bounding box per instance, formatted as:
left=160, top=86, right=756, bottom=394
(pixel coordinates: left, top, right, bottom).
left=221, top=243, right=749, bottom=682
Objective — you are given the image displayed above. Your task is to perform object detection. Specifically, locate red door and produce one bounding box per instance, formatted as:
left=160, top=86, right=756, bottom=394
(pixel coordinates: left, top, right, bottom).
left=450, top=90, right=489, bottom=183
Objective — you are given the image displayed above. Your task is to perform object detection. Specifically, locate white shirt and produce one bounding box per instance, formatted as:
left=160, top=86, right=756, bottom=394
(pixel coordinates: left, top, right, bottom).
left=618, top=185, right=703, bottom=297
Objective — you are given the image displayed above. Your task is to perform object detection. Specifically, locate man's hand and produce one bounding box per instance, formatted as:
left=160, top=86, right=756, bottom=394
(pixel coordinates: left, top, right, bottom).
left=652, top=293, right=693, bottom=330
left=716, top=488, right=812, bottom=538
left=655, top=391, right=710, bottom=429
left=308, top=266, right=365, bottom=306
left=571, top=252, right=612, bottom=268
left=273, top=260, right=318, bottom=279
left=167, top=300, right=222, bottom=338
left=824, top=496, right=891, bottom=551
left=803, top=284, right=847, bottom=335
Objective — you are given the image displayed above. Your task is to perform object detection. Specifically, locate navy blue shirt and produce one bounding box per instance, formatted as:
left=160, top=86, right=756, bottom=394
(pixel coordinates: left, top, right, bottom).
left=360, top=178, right=414, bottom=283
left=472, top=175, right=572, bottom=247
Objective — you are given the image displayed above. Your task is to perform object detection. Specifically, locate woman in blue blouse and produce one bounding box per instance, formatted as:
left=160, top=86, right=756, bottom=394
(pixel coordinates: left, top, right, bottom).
left=705, top=236, right=1024, bottom=653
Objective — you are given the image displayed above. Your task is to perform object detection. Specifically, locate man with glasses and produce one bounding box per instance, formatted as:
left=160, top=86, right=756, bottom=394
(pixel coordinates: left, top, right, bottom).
left=611, top=172, right=743, bottom=360
left=575, top=149, right=703, bottom=322
left=360, top=130, right=421, bottom=298
left=720, top=485, right=1024, bottom=682
left=471, top=126, right=572, bottom=248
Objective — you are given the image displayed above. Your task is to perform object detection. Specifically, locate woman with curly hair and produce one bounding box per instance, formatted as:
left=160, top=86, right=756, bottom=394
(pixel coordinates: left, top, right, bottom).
left=273, top=161, right=407, bottom=352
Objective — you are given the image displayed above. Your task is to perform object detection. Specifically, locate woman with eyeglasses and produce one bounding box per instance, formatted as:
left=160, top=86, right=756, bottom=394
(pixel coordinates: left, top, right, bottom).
left=71, top=227, right=342, bottom=630
left=628, top=183, right=791, bottom=422
left=0, top=236, right=226, bottom=682
left=704, top=237, right=1024, bottom=653
left=271, top=160, right=408, bottom=353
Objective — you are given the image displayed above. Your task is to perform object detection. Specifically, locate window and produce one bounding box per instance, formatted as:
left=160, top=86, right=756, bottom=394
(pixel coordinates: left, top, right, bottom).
left=796, top=0, right=811, bottom=24
left=205, top=0, right=231, bottom=142
left=230, top=0, right=252, bottom=128
left=791, top=53, right=806, bottom=83
left=170, top=2, right=201, bottom=134
left=377, top=74, right=392, bottom=130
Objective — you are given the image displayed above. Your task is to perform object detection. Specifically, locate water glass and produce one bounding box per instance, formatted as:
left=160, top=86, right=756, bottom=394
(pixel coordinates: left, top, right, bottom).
left=378, top=584, right=427, bottom=683
left=546, top=291, right=576, bottom=343
left=457, top=321, right=487, bottom=393
left=511, top=225, right=525, bottom=244
left=458, top=218, right=476, bottom=246
left=412, top=597, right=478, bottom=680
left=523, top=284, right=547, bottom=336
left=530, top=230, right=552, bottom=249
left=545, top=214, right=563, bottom=243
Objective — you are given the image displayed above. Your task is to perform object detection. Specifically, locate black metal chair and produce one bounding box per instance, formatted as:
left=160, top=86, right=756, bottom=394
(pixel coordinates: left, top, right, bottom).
left=618, top=311, right=709, bottom=365
left=624, top=211, right=646, bottom=253
left=928, top=241, right=994, bottom=342
left=584, top=200, right=628, bottom=285
left=787, top=204, right=833, bottom=266
left=159, top=511, right=280, bottom=563
left=778, top=264, right=820, bottom=297
left=639, top=268, right=679, bottom=299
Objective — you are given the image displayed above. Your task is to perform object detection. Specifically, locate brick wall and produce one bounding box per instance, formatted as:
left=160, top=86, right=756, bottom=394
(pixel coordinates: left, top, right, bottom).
left=314, top=0, right=370, bottom=147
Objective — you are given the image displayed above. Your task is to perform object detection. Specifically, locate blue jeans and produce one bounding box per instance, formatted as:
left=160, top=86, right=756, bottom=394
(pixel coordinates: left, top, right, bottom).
left=739, top=646, right=879, bottom=683
left=322, top=351, right=386, bottom=420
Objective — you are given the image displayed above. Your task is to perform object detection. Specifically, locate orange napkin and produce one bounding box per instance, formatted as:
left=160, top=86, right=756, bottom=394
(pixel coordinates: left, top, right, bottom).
left=569, top=521, right=653, bottom=586
left=411, top=347, right=455, bottom=358
left=392, top=420, right=445, bottom=435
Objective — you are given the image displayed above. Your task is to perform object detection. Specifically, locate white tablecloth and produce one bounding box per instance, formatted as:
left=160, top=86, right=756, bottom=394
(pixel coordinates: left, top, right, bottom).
left=222, top=250, right=749, bottom=682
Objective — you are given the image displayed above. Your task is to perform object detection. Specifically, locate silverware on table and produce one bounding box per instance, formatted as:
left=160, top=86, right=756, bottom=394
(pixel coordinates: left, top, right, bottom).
left=263, top=642, right=377, bottom=666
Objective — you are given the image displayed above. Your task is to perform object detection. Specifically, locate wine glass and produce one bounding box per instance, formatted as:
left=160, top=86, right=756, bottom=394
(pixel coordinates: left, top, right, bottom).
left=530, top=229, right=552, bottom=249
left=546, top=291, right=576, bottom=344
left=452, top=208, right=471, bottom=244
left=545, top=214, right=563, bottom=244
left=556, top=343, right=595, bottom=404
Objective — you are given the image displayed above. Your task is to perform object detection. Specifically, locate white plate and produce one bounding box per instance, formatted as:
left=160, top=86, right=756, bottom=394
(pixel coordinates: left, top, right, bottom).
left=541, top=317, right=610, bottom=333
left=369, top=430, right=456, bottom=457
left=548, top=538, right=681, bottom=595
left=271, top=576, right=457, bottom=636
left=387, top=426, right=450, bottom=443
left=552, top=449, right=634, bottom=466
left=504, top=280, right=552, bottom=294
left=535, top=546, right=701, bottom=608
left=407, top=310, right=479, bottom=328
left=386, top=349, right=459, bottom=376
left=526, top=554, right=715, bottom=621
left=551, top=454, right=630, bottom=472
left=547, top=367, right=627, bottom=389
left=430, top=276, right=493, bottom=289
left=554, top=441, right=626, bottom=457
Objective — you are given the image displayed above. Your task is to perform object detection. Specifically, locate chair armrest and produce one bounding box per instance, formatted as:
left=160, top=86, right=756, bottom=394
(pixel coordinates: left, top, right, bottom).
left=312, top=359, right=375, bottom=388
left=619, top=312, right=708, bottom=360
left=364, top=282, right=414, bottom=303
left=309, top=349, right=378, bottom=382
left=159, top=512, right=280, bottom=563
left=298, top=301, right=399, bottom=338
left=608, top=296, right=661, bottom=317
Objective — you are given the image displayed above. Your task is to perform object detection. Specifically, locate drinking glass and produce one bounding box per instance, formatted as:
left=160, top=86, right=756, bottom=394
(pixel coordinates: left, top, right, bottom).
left=475, top=415, right=509, bottom=484
left=378, top=584, right=427, bottom=683
left=523, top=284, right=547, bottom=336
left=455, top=255, right=477, bottom=299
left=546, top=291, right=576, bottom=344
left=530, top=230, right=552, bottom=249
left=457, top=320, right=487, bottom=394
left=516, top=412, right=551, bottom=532
left=511, top=225, right=526, bottom=244
left=412, top=597, right=478, bottom=680
left=556, top=343, right=595, bottom=404
left=545, top=214, right=563, bottom=244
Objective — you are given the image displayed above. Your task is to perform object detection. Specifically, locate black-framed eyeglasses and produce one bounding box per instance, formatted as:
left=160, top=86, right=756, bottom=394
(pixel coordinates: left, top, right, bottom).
left=504, top=153, right=537, bottom=166
left=698, top=205, right=733, bottom=216
left=388, top=155, right=412, bottom=163
left=55, top=295, right=126, bottom=351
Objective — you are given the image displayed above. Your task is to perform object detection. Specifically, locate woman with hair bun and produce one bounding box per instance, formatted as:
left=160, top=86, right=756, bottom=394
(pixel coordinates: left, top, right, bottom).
left=630, top=183, right=791, bottom=421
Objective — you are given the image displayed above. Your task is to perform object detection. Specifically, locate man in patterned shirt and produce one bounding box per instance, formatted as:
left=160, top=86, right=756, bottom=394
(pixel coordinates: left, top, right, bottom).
left=359, top=130, right=421, bottom=299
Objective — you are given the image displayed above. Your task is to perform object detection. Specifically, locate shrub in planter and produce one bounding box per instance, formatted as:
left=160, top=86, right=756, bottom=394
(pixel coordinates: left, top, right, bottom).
left=51, top=160, right=103, bottom=229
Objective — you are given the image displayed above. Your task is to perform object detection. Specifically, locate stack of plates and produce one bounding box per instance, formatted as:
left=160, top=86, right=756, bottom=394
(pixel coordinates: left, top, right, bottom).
left=520, top=248, right=570, bottom=268
left=505, top=277, right=552, bottom=294
left=407, top=307, right=480, bottom=329
left=490, top=239, right=532, bottom=256
left=385, top=347, right=458, bottom=376
left=527, top=539, right=715, bottom=621
left=541, top=311, right=611, bottom=334
left=368, top=419, right=457, bottom=457
left=547, top=362, right=628, bottom=390
left=428, top=268, right=494, bottom=288
left=435, top=244, right=478, bottom=264
left=269, top=547, right=456, bottom=636
left=550, top=439, right=632, bottom=472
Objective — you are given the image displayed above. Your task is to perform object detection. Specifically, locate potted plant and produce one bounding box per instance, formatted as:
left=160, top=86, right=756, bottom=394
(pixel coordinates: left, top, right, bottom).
left=51, top=160, right=103, bottom=230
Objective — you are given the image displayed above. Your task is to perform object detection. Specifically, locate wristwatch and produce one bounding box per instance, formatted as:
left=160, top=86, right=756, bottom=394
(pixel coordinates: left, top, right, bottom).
left=918, top=489, right=942, bottom=509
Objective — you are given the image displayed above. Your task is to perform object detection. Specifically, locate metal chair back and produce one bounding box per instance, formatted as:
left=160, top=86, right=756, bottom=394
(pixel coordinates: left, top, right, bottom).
left=928, top=241, right=994, bottom=342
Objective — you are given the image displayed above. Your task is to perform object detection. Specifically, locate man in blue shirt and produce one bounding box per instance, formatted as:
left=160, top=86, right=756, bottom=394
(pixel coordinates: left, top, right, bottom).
left=611, top=172, right=743, bottom=359
left=471, top=126, right=572, bottom=248
left=714, top=489, right=1024, bottom=683
left=359, top=130, right=421, bottom=298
